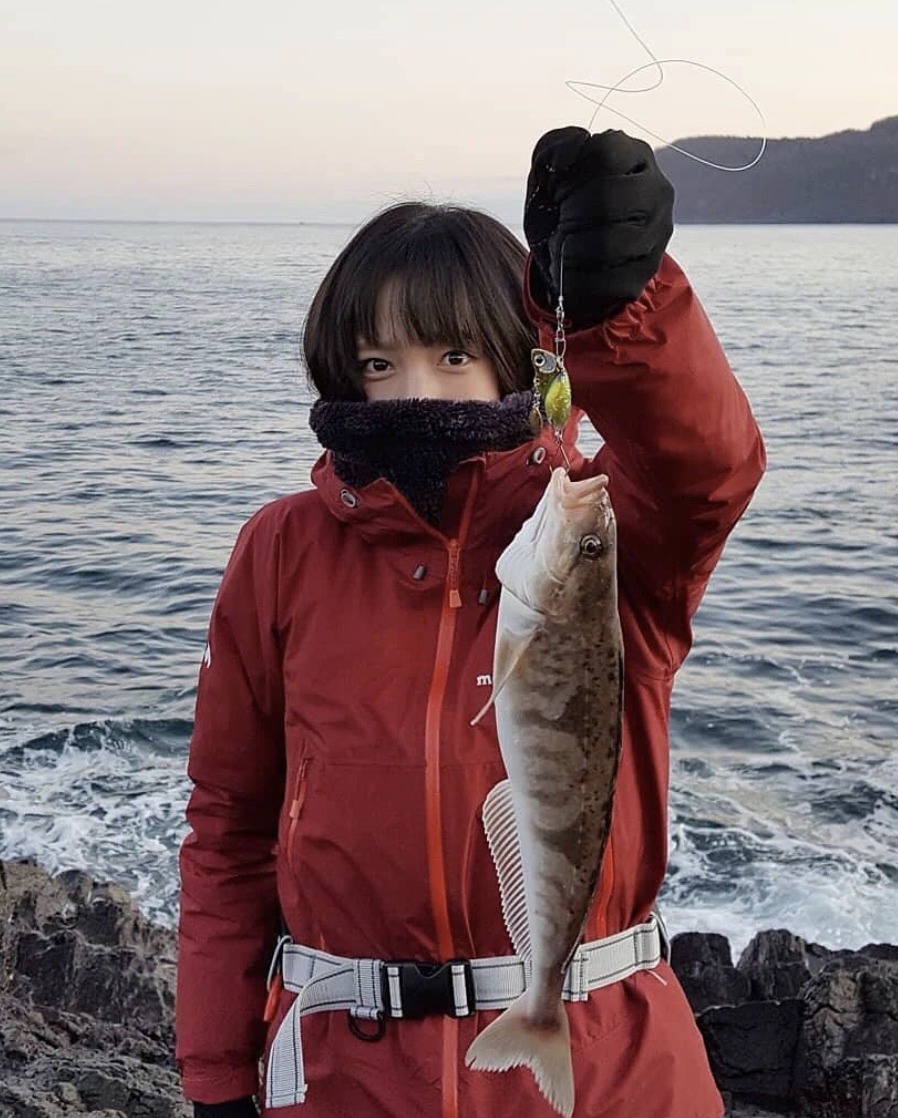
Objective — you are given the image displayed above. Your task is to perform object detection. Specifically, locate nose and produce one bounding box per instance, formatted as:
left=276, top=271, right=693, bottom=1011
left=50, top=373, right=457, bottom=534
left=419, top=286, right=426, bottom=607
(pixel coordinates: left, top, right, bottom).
left=399, top=358, right=442, bottom=400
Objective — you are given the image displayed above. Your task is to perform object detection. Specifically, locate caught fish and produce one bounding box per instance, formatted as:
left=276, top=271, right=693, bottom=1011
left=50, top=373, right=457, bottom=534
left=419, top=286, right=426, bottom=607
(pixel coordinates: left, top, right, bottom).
left=466, top=467, right=623, bottom=1118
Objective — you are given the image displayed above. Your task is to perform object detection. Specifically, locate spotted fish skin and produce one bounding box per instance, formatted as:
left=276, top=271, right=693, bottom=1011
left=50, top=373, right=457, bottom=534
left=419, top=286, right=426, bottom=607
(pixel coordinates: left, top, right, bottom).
left=465, top=467, right=623, bottom=1118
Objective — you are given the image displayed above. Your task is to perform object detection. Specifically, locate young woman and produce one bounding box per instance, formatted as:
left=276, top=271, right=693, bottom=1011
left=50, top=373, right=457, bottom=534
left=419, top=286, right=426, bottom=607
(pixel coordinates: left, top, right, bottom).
left=177, top=127, right=766, bottom=1118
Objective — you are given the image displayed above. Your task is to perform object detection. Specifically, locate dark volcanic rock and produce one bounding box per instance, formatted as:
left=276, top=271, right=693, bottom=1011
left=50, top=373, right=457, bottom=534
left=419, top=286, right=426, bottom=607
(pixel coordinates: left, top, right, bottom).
left=737, top=929, right=833, bottom=1001
left=806, top=1057, right=898, bottom=1118
left=861, top=945, right=898, bottom=964
left=724, top=1096, right=794, bottom=1118
left=676, top=931, right=898, bottom=1117
left=798, top=955, right=898, bottom=1117
left=0, top=858, right=189, bottom=1118
left=4, top=855, right=897, bottom=1118
left=670, top=931, right=752, bottom=1011
left=697, top=998, right=803, bottom=1111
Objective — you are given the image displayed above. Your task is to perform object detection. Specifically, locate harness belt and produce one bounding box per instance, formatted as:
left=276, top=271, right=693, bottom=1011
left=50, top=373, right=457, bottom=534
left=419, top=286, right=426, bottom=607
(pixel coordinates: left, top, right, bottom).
left=264, top=912, right=669, bottom=1109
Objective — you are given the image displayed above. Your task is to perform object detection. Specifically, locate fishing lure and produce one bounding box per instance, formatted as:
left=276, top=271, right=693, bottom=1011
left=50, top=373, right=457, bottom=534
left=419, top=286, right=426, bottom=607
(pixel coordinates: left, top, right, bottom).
left=529, top=348, right=571, bottom=435
left=529, top=291, right=572, bottom=468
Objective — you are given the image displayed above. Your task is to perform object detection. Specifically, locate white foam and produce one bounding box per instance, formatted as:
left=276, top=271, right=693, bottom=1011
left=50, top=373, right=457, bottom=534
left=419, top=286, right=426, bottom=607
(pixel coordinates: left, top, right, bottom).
left=0, top=727, right=187, bottom=927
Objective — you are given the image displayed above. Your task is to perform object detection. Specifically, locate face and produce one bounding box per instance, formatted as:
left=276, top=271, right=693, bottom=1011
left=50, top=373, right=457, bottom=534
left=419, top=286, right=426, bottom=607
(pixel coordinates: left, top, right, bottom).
left=357, top=290, right=501, bottom=403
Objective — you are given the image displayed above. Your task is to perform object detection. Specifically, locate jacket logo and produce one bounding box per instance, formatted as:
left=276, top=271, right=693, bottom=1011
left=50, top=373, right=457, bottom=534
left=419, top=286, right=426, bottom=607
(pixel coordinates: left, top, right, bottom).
left=476, top=674, right=492, bottom=687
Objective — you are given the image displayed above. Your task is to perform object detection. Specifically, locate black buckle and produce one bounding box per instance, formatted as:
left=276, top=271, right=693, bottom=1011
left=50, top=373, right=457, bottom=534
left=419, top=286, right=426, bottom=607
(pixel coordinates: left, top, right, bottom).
left=381, top=959, right=475, bottom=1020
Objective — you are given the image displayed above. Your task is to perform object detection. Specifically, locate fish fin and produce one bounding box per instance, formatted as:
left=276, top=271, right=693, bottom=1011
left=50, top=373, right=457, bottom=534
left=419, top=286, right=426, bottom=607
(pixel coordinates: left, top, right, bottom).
left=470, top=596, right=539, bottom=726
left=481, top=780, right=530, bottom=959
left=465, top=992, right=574, bottom=1118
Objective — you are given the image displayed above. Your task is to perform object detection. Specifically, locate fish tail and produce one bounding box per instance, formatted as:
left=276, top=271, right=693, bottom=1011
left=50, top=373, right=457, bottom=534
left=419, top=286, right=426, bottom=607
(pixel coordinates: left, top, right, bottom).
left=464, top=991, right=574, bottom=1118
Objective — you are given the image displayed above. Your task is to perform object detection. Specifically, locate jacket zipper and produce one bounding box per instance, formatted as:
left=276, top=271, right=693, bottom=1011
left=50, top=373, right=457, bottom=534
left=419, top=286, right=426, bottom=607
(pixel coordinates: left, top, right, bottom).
left=446, top=540, right=462, bottom=609
left=285, top=758, right=310, bottom=876
left=423, top=472, right=479, bottom=1118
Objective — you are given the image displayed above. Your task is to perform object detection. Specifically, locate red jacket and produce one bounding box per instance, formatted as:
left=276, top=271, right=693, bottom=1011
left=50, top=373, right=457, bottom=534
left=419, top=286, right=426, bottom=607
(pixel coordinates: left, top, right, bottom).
left=177, top=255, right=766, bottom=1117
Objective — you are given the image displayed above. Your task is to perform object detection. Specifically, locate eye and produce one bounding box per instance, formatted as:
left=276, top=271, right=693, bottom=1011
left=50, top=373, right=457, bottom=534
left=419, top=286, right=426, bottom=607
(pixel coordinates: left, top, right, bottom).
left=443, top=349, right=473, bottom=367
left=358, top=357, right=391, bottom=377
left=579, top=534, right=604, bottom=559
left=532, top=350, right=557, bottom=373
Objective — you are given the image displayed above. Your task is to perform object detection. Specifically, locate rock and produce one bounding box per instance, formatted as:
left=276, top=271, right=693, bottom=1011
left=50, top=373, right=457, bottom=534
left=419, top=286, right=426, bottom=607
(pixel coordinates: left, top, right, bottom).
left=737, top=929, right=833, bottom=1001
left=861, top=945, right=898, bottom=964
left=4, top=854, right=898, bottom=1118
left=812, top=1057, right=898, bottom=1118
left=670, top=931, right=752, bottom=1012
left=724, top=1098, right=794, bottom=1118
left=0, top=858, right=190, bottom=1118
left=671, top=928, right=898, bottom=1115
left=697, top=998, right=803, bottom=1111
left=798, top=955, right=898, bottom=1116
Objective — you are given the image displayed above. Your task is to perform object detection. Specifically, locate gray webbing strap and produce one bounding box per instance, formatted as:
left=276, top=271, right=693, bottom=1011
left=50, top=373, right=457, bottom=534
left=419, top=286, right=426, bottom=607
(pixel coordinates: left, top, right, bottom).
left=264, top=914, right=665, bottom=1109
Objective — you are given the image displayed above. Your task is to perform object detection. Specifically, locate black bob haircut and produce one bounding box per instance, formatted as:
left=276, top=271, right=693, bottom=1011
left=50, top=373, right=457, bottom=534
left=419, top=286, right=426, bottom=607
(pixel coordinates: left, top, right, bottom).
left=303, top=202, right=537, bottom=401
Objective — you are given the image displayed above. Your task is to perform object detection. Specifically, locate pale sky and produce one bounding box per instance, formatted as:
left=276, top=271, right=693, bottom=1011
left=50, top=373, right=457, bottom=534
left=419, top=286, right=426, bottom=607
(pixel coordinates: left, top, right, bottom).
left=2, top=0, right=896, bottom=222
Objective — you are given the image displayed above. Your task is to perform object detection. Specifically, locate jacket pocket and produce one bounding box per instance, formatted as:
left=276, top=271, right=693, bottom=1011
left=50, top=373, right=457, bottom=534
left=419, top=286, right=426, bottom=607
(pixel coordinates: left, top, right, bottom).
left=285, top=756, right=311, bottom=876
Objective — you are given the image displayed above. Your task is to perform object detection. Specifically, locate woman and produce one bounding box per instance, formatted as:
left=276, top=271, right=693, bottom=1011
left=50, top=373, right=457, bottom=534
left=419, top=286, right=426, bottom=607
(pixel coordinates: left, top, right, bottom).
left=177, top=127, right=766, bottom=1117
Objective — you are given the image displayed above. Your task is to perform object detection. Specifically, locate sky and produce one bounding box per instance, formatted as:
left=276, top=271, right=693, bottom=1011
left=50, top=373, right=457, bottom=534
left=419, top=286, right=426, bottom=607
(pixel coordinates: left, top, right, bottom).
left=1, top=0, right=896, bottom=223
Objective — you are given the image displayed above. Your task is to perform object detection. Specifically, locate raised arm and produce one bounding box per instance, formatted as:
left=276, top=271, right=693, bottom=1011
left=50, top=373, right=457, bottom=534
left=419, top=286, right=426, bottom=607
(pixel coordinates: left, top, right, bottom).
left=523, top=128, right=766, bottom=671
left=177, top=511, right=286, bottom=1106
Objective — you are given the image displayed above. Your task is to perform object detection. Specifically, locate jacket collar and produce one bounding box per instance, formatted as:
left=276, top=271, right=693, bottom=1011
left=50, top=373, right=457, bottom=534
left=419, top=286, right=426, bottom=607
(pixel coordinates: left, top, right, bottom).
left=311, top=411, right=585, bottom=552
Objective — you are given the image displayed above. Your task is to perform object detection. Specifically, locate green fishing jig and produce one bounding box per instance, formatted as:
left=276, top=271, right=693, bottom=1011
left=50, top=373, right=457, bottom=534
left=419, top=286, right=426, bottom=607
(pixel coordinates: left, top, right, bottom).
left=529, top=283, right=572, bottom=448
left=529, top=348, right=572, bottom=435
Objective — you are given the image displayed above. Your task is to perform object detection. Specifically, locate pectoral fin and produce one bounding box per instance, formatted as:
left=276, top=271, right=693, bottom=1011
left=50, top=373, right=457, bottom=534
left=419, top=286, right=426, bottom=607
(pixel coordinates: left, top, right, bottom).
left=470, top=591, right=541, bottom=725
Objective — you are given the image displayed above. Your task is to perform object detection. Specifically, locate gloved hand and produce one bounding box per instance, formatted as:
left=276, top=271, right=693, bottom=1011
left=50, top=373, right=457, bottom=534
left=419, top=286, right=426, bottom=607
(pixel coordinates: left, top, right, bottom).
left=524, top=126, right=674, bottom=326
left=194, top=1098, right=258, bottom=1118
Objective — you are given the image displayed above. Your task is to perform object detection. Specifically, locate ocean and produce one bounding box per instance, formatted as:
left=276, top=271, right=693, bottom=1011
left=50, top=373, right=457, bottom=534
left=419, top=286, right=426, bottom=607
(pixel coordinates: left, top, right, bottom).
left=1, top=219, right=896, bottom=956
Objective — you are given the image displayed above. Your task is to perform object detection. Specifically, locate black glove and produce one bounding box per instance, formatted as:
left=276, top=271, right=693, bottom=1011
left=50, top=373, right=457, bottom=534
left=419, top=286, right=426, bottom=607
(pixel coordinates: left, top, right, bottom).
left=524, top=126, right=674, bottom=326
left=194, top=1099, right=258, bottom=1118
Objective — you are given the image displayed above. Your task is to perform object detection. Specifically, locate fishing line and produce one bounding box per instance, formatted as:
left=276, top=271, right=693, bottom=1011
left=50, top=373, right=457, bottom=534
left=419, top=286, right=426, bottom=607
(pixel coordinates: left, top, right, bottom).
left=567, top=0, right=767, bottom=172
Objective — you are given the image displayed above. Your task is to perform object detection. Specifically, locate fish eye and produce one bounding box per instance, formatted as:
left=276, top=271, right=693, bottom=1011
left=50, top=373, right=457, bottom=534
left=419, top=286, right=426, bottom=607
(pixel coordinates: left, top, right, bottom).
left=579, top=534, right=604, bottom=559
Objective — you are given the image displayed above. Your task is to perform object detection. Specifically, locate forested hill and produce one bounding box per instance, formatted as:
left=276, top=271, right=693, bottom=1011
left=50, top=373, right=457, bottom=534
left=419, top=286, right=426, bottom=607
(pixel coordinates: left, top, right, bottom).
left=655, top=116, right=898, bottom=222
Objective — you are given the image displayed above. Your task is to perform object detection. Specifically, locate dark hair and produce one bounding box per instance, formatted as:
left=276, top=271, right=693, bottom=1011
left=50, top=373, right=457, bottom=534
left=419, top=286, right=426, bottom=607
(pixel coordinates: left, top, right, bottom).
left=303, top=202, right=536, bottom=401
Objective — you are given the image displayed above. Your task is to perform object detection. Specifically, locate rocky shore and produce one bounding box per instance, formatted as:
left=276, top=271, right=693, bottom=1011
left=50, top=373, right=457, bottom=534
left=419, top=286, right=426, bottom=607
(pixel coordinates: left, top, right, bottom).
left=1, top=857, right=896, bottom=1117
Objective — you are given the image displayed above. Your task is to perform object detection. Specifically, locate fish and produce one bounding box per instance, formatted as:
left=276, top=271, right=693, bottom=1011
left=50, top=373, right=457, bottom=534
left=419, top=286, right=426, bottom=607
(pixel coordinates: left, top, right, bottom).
left=465, top=466, right=624, bottom=1118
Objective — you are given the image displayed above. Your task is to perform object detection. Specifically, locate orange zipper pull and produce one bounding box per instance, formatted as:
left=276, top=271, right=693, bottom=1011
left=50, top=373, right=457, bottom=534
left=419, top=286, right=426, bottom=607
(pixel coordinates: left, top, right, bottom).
left=263, top=973, right=283, bottom=1023
left=286, top=759, right=310, bottom=875
left=289, top=759, right=309, bottom=819
left=447, top=540, right=462, bottom=609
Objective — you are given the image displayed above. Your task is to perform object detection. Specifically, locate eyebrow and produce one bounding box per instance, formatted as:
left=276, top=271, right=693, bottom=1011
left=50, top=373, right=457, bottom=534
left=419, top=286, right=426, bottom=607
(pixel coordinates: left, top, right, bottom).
left=357, top=336, right=478, bottom=352
left=356, top=338, right=400, bottom=352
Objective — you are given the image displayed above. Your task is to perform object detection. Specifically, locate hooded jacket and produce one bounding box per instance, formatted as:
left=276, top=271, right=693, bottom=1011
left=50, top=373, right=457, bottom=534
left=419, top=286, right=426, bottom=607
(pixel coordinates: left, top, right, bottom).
left=177, top=254, right=766, bottom=1117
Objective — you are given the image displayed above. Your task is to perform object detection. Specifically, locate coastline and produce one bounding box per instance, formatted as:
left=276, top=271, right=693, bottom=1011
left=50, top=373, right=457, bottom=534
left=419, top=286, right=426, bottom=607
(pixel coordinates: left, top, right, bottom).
left=2, top=857, right=895, bottom=1118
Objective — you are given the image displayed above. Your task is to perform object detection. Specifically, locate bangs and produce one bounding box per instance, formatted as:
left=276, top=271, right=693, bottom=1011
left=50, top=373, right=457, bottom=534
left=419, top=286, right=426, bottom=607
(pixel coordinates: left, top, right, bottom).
left=303, top=203, right=535, bottom=401
left=351, top=232, right=492, bottom=348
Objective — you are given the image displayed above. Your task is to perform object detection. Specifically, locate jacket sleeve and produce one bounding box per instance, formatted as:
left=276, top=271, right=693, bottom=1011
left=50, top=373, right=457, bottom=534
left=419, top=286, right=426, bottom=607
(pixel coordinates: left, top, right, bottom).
left=525, top=253, right=766, bottom=674
left=177, top=510, right=286, bottom=1104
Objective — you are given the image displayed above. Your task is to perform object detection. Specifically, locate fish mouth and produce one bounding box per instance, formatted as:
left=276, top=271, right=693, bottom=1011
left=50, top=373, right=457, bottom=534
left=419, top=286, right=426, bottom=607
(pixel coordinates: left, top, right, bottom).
left=555, top=469, right=610, bottom=517
left=497, top=469, right=614, bottom=614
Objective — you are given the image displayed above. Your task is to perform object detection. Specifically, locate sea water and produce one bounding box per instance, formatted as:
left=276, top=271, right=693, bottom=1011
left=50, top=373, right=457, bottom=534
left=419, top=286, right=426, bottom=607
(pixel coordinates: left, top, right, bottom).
left=1, top=219, right=896, bottom=956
